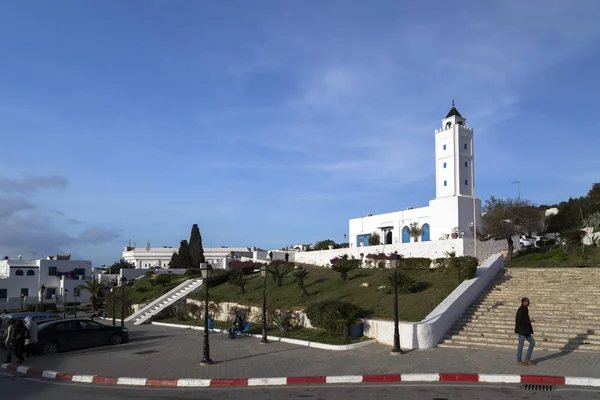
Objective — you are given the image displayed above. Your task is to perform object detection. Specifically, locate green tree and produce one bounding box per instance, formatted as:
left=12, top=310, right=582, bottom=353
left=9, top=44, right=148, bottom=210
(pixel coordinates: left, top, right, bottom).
left=368, top=232, right=380, bottom=246
left=76, top=280, right=105, bottom=311
left=108, top=258, right=135, bottom=274
left=292, top=267, right=310, bottom=296
left=312, top=239, right=337, bottom=251
left=409, top=223, right=422, bottom=242
left=268, top=261, right=294, bottom=287
left=169, top=240, right=194, bottom=269
left=189, top=223, right=206, bottom=268
left=482, top=196, right=543, bottom=260
left=330, top=254, right=360, bottom=281
left=228, top=270, right=249, bottom=294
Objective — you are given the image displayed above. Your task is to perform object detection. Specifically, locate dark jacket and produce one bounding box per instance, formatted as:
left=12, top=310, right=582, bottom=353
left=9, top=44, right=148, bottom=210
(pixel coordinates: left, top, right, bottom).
left=515, top=305, right=533, bottom=336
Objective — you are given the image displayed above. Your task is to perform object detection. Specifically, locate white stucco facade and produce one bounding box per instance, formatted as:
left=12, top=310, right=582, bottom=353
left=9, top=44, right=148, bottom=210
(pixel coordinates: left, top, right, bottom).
left=0, top=255, right=94, bottom=310
left=122, top=245, right=255, bottom=269
left=349, top=106, right=482, bottom=250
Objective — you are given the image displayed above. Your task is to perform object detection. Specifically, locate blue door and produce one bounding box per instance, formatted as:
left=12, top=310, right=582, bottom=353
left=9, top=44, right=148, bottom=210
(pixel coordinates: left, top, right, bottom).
left=402, top=227, right=410, bottom=243
left=357, top=234, right=371, bottom=247
left=421, top=223, right=430, bottom=241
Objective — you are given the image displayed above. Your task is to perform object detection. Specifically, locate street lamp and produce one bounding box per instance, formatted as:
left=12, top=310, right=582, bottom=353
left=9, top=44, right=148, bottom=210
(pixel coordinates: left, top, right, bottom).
left=63, top=288, right=68, bottom=319
left=391, top=251, right=402, bottom=355
left=20, top=292, right=25, bottom=310
left=121, top=276, right=128, bottom=327
left=199, top=263, right=214, bottom=365
left=260, top=265, right=269, bottom=344
left=111, top=280, right=116, bottom=325
left=73, top=288, right=79, bottom=318
left=40, top=285, right=46, bottom=311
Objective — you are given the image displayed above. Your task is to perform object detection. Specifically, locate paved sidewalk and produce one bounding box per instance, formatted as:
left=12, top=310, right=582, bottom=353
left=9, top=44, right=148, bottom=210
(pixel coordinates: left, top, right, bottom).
left=4, top=324, right=600, bottom=379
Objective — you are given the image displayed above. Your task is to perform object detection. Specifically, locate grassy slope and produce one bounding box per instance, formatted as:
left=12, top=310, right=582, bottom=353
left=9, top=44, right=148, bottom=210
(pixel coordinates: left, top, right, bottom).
left=505, top=245, right=600, bottom=268
left=128, top=274, right=189, bottom=304
left=190, top=267, right=459, bottom=322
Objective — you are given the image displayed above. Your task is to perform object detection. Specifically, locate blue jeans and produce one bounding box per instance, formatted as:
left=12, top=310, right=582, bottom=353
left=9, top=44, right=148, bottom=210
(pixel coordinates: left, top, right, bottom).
left=517, top=334, right=535, bottom=362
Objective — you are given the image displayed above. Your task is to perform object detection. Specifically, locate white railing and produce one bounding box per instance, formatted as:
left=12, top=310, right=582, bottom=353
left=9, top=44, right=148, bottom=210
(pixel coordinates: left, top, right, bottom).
left=124, top=278, right=203, bottom=323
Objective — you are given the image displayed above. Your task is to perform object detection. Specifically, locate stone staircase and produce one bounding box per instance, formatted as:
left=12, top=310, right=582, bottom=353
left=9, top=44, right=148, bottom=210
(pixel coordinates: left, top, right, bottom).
left=124, top=278, right=204, bottom=325
left=438, top=268, right=600, bottom=352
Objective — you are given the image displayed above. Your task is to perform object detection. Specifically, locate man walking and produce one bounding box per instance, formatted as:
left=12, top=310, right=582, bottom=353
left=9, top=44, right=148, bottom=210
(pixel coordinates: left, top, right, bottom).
left=515, top=297, right=536, bottom=366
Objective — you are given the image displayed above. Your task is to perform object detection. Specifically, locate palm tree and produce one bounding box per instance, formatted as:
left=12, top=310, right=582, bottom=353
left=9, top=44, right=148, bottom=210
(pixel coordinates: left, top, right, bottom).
left=292, top=267, right=310, bottom=296
left=409, top=222, right=422, bottom=242
left=76, top=280, right=105, bottom=311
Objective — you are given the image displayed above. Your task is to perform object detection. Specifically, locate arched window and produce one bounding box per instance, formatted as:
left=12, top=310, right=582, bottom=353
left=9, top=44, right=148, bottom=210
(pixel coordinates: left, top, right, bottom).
left=421, top=224, right=431, bottom=242
left=402, top=227, right=410, bottom=243
left=27, top=270, right=35, bottom=276
left=445, top=122, right=452, bottom=129
left=15, top=270, right=24, bottom=276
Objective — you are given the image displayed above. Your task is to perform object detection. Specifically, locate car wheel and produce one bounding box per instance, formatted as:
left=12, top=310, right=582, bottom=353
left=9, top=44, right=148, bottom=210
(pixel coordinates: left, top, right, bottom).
left=40, top=342, right=59, bottom=355
left=109, top=333, right=123, bottom=345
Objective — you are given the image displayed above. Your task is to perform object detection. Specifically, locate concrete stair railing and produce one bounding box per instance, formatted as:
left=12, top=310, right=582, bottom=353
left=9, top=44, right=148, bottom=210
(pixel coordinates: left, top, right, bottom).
left=124, top=278, right=204, bottom=325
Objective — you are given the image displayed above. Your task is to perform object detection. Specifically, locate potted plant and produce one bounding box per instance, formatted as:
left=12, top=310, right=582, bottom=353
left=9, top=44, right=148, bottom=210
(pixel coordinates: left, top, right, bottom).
left=451, top=227, right=459, bottom=239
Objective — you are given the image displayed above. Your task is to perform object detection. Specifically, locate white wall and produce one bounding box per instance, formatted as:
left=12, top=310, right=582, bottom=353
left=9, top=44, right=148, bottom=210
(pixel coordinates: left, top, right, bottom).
left=120, top=268, right=188, bottom=281
left=360, top=254, right=504, bottom=349
left=293, top=240, right=463, bottom=266
left=349, top=206, right=432, bottom=248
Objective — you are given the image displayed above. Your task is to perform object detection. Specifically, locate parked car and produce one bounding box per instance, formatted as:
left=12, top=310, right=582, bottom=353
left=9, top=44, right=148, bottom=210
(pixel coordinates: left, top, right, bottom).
left=519, top=235, right=536, bottom=247
left=0, top=312, right=62, bottom=346
left=36, top=319, right=129, bottom=355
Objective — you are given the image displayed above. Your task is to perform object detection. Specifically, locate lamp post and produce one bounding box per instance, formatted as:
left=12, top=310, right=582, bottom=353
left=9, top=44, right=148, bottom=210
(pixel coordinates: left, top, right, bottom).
left=391, top=251, right=402, bottom=354
left=63, top=288, right=68, bottom=319
left=121, top=276, right=128, bottom=327
left=111, top=280, right=116, bottom=326
left=20, top=292, right=25, bottom=310
left=260, top=265, right=269, bottom=344
left=200, top=263, right=214, bottom=365
left=40, top=285, right=46, bottom=311
left=73, top=288, right=79, bottom=319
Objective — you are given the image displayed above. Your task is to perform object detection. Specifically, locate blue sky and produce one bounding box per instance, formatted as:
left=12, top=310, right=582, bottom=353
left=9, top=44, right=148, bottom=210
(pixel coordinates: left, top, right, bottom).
left=1, top=0, right=599, bottom=265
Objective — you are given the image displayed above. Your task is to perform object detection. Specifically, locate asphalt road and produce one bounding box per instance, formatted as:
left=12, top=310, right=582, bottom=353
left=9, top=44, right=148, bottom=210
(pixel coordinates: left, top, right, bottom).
left=3, top=372, right=599, bottom=400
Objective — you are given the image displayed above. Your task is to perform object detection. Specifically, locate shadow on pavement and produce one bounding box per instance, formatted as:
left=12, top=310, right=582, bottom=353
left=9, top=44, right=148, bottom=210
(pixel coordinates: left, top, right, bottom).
left=218, top=345, right=305, bottom=363
left=128, top=334, right=173, bottom=343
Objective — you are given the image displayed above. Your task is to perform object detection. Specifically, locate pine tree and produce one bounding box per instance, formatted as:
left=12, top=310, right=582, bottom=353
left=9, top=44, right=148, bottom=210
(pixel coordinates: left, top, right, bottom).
left=189, top=224, right=206, bottom=267
left=169, top=240, right=194, bottom=269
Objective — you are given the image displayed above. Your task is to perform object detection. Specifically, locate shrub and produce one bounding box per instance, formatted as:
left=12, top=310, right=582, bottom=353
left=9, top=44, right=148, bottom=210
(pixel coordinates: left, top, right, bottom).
left=268, top=261, right=294, bottom=286
left=400, top=257, right=432, bottom=270
left=387, top=270, right=419, bottom=293
left=272, top=310, right=293, bottom=332
left=446, top=256, right=478, bottom=284
left=228, top=270, right=250, bottom=294
left=27, top=303, right=58, bottom=313
left=154, top=274, right=171, bottom=286
left=305, top=300, right=359, bottom=337
left=185, top=268, right=201, bottom=277
left=330, top=255, right=360, bottom=281
left=432, top=258, right=448, bottom=270
left=229, top=260, right=262, bottom=274
left=207, top=270, right=233, bottom=287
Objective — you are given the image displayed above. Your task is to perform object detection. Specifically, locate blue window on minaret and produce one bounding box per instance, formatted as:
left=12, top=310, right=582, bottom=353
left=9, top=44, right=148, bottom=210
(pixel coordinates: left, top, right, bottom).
left=465, top=180, right=468, bottom=185
left=465, top=161, right=467, bottom=167
left=443, top=144, right=447, bottom=150
left=443, top=162, right=446, bottom=168
left=444, top=180, right=447, bottom=186
left=464, top=143, right=467, bottom=150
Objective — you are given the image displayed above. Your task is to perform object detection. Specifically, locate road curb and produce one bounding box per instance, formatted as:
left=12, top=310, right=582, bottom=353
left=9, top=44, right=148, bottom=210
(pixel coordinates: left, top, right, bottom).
left=2, top=363, right=600, bottom=388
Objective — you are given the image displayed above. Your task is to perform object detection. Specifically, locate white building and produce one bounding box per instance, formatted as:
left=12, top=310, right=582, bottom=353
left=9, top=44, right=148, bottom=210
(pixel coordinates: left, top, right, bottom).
left=0, top=254, right=93, bottom=310
left=122, top=243, right=255, bottom=269
left=349, top=105, right=482, bottom=247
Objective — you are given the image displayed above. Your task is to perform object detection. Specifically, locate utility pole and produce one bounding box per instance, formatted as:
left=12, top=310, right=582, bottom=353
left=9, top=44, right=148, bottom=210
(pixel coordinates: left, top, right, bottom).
left=512, top=180, right=521, bottom=200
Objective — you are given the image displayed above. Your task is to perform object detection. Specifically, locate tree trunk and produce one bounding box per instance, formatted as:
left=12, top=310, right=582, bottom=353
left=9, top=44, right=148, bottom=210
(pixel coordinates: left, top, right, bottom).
left=240, top=283, right=245, bottom=294
left=341, top=272, right=347, bottom=281
left=342, top=324, right=350, bottom=340
left=506, top=237, right=514, bottom=260
left=276, top=277, right=283, bottom=287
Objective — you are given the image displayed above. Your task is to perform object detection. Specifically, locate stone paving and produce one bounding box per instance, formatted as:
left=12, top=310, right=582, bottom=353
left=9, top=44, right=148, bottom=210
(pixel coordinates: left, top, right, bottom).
left=3, top=324, right=600, bottom=379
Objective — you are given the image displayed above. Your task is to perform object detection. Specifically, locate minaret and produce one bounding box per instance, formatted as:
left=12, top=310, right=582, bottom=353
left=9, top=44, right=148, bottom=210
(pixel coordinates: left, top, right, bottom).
left=434, top=101, right=474, bottom=198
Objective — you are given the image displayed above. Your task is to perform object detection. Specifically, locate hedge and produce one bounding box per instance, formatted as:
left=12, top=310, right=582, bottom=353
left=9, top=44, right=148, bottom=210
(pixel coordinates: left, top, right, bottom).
left=400, top=257, right=432, bottom=270
left=446, top=256, right=478, bottom=284
left=305, top=300, right=360, bottom=337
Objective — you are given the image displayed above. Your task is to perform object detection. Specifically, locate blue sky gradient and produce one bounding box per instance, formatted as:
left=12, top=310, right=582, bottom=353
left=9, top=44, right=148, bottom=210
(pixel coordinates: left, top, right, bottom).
left=1, top=1, right=599, bottom=264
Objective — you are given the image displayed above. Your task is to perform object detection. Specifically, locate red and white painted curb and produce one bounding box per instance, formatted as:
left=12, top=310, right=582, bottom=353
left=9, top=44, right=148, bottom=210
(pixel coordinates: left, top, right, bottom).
left=2, top=363, right=599, bottom=388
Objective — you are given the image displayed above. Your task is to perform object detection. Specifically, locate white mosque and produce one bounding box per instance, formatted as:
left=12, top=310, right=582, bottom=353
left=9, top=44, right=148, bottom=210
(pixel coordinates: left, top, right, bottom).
left=348, top=104, right=483, bottom=247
